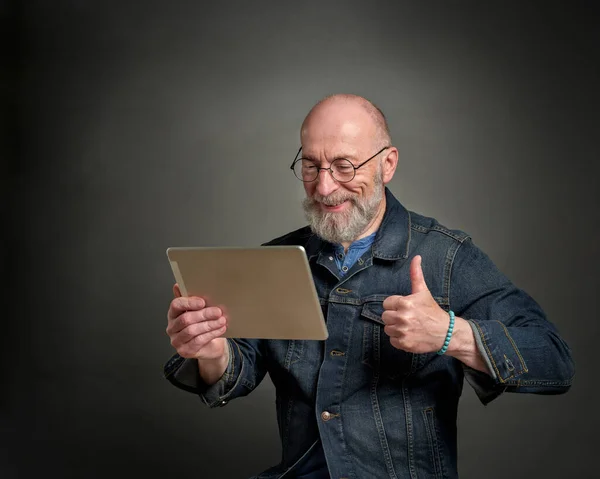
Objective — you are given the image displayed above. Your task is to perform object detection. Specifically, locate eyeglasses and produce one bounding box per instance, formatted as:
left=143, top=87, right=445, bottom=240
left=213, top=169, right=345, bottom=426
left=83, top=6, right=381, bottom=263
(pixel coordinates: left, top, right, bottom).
left=290, top=146, right=390, bottom=183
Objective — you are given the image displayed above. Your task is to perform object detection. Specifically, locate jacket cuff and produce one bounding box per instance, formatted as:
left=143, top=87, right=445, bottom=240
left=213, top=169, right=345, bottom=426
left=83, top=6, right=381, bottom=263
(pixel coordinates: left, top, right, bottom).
left=163, top=339, right=244, bottom=408
left=462, top=319, right=531, bottom=405
left=199, top=340, right=245, bottom=407
left=467, top=319, right=529, bottom=383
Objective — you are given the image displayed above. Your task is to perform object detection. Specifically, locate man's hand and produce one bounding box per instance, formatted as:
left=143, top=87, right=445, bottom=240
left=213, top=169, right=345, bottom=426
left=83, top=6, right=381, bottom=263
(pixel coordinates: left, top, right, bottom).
left=382, top=256, right=490, bottom=374
left=166, top=284, right=229, bottom=360
left=166, top=284, right=231, bottom=384
left=382, top=255, right=454, bottom=354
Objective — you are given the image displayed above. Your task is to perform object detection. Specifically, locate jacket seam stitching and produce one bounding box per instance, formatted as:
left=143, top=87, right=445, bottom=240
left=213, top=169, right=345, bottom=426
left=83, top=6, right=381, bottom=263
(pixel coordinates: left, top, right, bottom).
left=472, top=321, right=502, bottom=380
left=494, top=320, right=529, bottom=373
left=444, top=238, right=465, bottom=309
left=410, top=223, right=470, bottom=243
left=370, top=372, right=399, bottom=478
left=404, top=210, right=412, bottom=258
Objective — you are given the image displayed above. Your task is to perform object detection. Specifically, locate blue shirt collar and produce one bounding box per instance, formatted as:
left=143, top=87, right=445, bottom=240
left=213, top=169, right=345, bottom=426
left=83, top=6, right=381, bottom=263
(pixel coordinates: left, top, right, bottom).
left=333, top=232, right=377, bottom=254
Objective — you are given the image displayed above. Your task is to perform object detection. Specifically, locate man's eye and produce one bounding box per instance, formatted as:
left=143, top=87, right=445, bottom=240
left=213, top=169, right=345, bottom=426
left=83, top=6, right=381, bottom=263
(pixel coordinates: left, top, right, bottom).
left=336, top=164, right=354, bottom=171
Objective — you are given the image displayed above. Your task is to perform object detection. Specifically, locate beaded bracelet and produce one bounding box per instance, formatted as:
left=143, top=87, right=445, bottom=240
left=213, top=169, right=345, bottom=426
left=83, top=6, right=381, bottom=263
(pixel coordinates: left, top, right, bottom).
left=436, top=310, right=455, bottom=355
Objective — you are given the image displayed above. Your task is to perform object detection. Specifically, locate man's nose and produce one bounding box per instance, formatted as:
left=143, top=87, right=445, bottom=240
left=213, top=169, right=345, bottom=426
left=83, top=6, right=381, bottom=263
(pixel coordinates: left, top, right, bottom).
left=315, top=168, right=339, bottom=197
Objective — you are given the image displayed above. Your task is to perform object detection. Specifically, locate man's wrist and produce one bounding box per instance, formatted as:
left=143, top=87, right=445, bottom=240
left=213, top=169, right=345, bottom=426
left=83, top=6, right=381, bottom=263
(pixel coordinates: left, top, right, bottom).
left=445, top=316, right=491, bottom=375
left=197, top=345, right=230, bottom=385
left=445, top=316, right=471, bottom=356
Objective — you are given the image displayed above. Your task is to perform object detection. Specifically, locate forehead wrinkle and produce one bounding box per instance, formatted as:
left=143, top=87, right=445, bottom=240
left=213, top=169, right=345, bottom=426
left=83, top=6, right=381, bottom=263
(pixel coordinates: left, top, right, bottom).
left=301, top=122, right=364, bottom=162
left=302, top=118, right=363, bottom=143
left=301, top=141, right=360, bottom=163
left=301, top=152, right=358, bottom=164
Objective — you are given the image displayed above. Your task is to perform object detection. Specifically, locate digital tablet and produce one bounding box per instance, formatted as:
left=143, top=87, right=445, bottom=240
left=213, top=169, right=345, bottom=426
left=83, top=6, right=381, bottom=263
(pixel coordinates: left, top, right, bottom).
left=166, top=246, right=328, bottom=340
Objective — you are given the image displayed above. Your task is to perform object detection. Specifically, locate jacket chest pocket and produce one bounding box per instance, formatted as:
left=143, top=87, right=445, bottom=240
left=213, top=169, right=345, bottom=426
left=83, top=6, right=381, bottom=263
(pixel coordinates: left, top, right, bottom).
left=360, top=301, right=428, bottom=380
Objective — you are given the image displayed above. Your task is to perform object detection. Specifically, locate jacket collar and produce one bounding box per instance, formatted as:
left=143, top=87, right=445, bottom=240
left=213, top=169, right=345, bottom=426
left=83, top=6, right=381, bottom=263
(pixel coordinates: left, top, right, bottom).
left=371, top=187, right=411, bottom=260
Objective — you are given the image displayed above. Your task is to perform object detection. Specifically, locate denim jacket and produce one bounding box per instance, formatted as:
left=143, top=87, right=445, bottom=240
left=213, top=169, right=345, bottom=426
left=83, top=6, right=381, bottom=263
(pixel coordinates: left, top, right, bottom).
left=164, top=188, right=574, bottom=479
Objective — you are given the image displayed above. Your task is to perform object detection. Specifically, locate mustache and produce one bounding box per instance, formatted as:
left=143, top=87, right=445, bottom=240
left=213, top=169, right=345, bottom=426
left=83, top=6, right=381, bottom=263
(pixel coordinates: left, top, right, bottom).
left=307, top=191, right=357, bottom=207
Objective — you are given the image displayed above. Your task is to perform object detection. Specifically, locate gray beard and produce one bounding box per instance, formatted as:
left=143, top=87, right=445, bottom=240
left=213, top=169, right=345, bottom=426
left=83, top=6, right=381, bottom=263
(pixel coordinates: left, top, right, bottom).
left=302, top=172, right=384, bottom=245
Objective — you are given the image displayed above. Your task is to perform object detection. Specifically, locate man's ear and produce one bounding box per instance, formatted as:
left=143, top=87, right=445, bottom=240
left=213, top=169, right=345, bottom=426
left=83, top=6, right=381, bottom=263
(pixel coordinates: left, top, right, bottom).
left=382, top=147, right=399, bottom=184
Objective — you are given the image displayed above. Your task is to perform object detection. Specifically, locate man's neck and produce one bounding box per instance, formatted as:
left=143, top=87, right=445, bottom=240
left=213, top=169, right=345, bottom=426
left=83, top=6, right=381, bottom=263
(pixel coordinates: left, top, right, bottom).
left=340, top=195, right=387, bottom=252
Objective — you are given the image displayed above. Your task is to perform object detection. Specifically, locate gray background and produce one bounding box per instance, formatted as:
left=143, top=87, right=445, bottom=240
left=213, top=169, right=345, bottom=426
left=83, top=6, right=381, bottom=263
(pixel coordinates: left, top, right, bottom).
left=4, top=1, right=599, bottom=478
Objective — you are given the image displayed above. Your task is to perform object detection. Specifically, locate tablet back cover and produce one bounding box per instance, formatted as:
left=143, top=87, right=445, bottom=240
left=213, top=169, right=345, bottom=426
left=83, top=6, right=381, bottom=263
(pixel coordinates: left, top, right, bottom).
left=166, top=246, right=328, bottom=340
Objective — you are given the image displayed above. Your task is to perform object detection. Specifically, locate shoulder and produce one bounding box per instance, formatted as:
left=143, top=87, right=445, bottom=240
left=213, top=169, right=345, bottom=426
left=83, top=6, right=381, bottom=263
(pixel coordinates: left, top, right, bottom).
left=408, top=210, right=471, bottom=245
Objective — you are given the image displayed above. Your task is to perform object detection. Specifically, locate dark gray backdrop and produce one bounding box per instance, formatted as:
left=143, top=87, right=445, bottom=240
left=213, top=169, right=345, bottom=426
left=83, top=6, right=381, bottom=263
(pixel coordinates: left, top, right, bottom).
left=4, top=1, right=599, bottom=478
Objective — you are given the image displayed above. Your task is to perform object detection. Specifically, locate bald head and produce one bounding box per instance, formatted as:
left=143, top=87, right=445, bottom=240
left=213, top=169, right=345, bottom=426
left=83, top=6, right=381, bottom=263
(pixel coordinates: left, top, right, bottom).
left=301, top=94, right=392, bottom=151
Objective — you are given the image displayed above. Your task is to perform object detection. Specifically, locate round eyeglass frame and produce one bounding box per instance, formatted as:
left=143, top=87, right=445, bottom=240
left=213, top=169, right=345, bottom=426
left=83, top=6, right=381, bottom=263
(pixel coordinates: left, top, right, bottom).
left=290, top=146, right=390, bottom=183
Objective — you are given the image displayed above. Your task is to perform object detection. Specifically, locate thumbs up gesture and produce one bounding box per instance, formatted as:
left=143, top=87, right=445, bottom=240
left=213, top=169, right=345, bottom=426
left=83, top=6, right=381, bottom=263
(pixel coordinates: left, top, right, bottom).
left=382, top=255, right=452, bottom=354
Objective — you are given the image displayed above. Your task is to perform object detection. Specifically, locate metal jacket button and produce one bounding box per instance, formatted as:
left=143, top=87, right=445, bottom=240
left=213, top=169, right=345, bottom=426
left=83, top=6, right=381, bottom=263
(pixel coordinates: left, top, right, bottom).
left=321, top=411, right=332, bottom=421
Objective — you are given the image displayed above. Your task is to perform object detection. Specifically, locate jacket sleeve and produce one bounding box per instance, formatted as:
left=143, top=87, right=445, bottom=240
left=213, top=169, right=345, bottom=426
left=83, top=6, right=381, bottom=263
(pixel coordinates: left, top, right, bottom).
left=163, top=337, right=268, bottom=408
left=449, top=238, right=575, bottom=405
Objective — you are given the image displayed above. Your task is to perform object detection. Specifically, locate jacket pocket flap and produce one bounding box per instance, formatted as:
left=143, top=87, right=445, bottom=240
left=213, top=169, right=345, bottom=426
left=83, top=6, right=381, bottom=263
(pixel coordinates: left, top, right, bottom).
left=361, top=301, right=385, bottom=325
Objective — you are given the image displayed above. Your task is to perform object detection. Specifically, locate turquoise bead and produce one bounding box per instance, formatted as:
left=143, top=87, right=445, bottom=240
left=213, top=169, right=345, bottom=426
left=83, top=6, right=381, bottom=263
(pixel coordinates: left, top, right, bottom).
left=437, top=310, right=456, bottom=355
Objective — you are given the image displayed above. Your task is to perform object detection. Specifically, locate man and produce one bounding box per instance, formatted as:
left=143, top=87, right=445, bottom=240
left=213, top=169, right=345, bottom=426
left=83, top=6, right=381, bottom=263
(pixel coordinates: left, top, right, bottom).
left=164, top=94, right=574, bottom=478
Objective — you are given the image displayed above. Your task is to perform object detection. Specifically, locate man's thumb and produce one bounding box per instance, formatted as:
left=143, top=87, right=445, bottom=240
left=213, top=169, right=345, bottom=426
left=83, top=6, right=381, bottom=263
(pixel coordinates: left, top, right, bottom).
left=410, top=255, right=429, bottom=294
left=173, top=283, right=182, bottom=298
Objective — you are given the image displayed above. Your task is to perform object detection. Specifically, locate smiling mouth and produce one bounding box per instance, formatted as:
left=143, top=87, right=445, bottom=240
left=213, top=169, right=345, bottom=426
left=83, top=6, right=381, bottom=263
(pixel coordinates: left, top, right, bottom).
left=320, top=200, right=349, bottom=211
left=323, top=200, right=346, bottom=207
